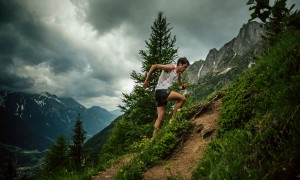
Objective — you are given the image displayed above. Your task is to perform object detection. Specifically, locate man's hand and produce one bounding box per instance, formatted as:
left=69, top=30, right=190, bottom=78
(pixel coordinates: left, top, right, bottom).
left=180, top=84, right=187, bottom=90
left=143, top=79, right=150, bottom=88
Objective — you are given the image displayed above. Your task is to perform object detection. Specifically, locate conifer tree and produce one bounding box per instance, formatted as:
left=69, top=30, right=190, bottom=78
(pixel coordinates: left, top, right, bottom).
left=119, top=11, right=178, bottom=125
left=44, top=134, right=69, bottom=172
left=247, top=0, right=297, bottom=40
left=98, top=12, right=178, bottom=161
left=70, top=113, right=86, bottom=171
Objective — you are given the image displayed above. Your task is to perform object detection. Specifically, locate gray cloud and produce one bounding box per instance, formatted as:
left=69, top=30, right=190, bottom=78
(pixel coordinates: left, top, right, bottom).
left=86, top=0, right=154, bottom=35
left=0, top=0, right=298, bottom=110
left=84, top=0, right=253, bottom=60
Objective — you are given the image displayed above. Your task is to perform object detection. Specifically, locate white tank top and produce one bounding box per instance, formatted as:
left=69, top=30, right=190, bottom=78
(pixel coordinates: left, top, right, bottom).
left=155, top=66, right=178, bottom=90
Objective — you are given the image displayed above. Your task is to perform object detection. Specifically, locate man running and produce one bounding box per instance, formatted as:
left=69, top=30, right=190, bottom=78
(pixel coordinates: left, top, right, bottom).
left=143, top=57, right=190, bottom=136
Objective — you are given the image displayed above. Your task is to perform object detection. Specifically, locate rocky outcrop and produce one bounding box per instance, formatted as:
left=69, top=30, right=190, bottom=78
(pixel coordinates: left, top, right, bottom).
left=187, top=21, right=266, bottom=84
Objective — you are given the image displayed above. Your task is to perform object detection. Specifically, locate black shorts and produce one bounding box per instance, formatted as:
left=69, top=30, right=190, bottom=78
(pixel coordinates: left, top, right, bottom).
left=155, top=89, right=171, bottom=107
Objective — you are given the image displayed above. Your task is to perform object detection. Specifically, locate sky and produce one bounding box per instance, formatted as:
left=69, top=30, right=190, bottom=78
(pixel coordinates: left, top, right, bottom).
left=0, top=0, right=299, bottom=111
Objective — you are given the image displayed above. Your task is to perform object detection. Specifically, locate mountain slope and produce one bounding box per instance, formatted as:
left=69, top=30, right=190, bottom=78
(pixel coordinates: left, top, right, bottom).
left=187, top=21, right=266, bottom=101
left=84, top=116, right=122, bottom=163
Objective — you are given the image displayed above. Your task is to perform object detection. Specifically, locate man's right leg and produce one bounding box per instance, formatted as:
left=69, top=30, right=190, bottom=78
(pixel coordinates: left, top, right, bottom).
left=153, top=105, right=167, bottom=137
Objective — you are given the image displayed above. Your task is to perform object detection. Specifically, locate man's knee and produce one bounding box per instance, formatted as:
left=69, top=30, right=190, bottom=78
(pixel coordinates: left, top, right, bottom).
left=180, top=95, right=185, bottom=102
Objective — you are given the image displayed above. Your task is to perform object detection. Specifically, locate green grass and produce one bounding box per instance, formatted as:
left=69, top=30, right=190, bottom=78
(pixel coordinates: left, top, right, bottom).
left=192, top=29, right=300, bottom=179
left=115, top=111, right=193, bottom=179
left=37, top=167, right=98, bottom=180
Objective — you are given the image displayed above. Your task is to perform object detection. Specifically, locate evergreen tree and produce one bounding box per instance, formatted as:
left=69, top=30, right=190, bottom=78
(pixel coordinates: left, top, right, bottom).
left=247, top=0, right=298, bottom=40
left=44, top=134, right=69, bottom=172
left=119, top=11, right=178, bottom=125
left=70, top=113, right=86, bottom=171
left=98, top=11, right=178, bottom=163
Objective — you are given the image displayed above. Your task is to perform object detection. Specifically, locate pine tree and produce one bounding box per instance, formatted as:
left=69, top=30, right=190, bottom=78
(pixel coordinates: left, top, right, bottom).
left=70, top=113, right=86, bottom=171
left=119, top=11, right=178, bottom=125
left=44, top=134, right=69, bottom=172
left=247, top=0, right=297, bottom=40
left=98, top=12, right=178, bottom=162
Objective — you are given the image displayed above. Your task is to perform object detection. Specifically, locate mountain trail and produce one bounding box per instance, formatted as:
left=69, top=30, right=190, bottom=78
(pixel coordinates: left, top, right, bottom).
left=92, top=98, right=221, bottom=180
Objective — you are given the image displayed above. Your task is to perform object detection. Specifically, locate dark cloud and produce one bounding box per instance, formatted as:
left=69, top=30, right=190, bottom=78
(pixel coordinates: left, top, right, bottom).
left=0, top=71, right=34, bottom=91
left=84, top=0, right=252, bottom=61
left=0, top=0, right=298, bottom=110
left=86, top=0, right=154, bottom=35
left=0, top=1, right=91, bottom=91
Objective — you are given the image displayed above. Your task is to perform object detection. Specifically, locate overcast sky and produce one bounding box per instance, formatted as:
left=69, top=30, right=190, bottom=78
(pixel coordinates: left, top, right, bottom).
left=0, top=0, right=299, bottom=111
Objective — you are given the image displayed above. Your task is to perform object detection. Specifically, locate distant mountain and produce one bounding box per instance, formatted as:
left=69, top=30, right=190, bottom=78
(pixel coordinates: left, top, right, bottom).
left=110, top=109, right=124, bottom=117
left=187, top=21, right=266, bottom=100
left=0, top=91, right=117, bottom=150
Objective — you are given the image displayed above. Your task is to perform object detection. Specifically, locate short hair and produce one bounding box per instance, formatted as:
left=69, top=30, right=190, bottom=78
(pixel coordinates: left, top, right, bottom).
left=177, top=57, right=190, bottom=66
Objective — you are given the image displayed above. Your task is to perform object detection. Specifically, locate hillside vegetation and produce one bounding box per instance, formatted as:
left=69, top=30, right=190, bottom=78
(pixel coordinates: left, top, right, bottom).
left=95, top=14, right=300, bottom=180
left=192, top=28, right=300, bottom=179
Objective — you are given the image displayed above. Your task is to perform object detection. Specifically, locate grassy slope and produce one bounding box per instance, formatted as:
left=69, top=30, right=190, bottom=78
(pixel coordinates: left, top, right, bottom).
left=192, top=29, right=300, bottom=179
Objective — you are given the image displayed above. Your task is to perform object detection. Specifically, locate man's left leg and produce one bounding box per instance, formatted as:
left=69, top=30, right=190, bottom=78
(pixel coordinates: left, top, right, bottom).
left=167, top=91, right=185, bottom=119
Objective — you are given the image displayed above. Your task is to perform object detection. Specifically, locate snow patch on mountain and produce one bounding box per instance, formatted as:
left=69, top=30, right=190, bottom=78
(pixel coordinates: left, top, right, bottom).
left=34, top=99, right=46, bottom=106
left=40, top=92, right=64, bottom=105
left=218, top=67, right=232, bottom=75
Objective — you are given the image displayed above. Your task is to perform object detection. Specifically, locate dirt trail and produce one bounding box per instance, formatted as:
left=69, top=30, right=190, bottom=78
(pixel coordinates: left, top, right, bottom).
left=92, top=99, right=221, bottom=180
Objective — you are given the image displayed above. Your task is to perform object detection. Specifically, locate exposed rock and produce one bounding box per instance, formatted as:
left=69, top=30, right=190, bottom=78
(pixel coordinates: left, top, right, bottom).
left=187, top=21, right=266, bottom=84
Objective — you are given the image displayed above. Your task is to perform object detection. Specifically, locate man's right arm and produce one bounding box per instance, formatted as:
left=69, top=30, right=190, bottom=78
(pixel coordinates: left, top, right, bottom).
left=143, top=64, right=156, bottom=88
left=143, top=64, right=174, bottom=88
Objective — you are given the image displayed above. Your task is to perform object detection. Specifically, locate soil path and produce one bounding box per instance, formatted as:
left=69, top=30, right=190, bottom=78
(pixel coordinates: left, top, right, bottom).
left=92, top=99, right=222, bottom=180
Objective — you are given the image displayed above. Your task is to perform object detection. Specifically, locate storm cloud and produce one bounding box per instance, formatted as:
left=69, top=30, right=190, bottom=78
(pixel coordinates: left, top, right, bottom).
left=0, top=0, right=299, bottom=110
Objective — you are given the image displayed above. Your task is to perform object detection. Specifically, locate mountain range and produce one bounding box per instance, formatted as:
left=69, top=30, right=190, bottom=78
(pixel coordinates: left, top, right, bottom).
left=187, top=21, right=266, bottom=100
left=0, top=91, right=118, bottom=150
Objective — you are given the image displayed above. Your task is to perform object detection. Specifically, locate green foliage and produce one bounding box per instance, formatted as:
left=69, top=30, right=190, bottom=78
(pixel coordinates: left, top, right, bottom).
left=83, top=116, right=119, bottom=164
left=247, top=0, right=299, bottom=41
left=119, top=10, right=178, bottom=114
left=192, top=130, right=254, bottom=180
left=139, top=11, right=178, bottom=80
left=218, top=29, right=300, bottom=136
left=38, top=113, right=91, bottom=178
left=44, top=135, right=69, bottom=173
left=115, top=158, right=145, bottom=180
left=120, top=86, right=157, bottom=125
left=37, top=167, right=98, bottom=180
left=193, top=29, right=300, bottom=179
left=99, top=11, right=179, bottom=171
left=115, top=112, right=192, bottom=179
left=98, top=118, right=152, bottom=169
left=70, top=114, right=86, bottom=171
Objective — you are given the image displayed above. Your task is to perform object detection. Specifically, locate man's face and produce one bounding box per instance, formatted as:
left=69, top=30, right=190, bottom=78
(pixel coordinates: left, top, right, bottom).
left=178, top=63, right=189, bottom=72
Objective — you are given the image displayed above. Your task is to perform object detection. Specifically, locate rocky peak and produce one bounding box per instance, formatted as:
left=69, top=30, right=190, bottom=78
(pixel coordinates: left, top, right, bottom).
left=231, top=21, right=265, bottom=55
left=187, top=21, right=266, bottom=84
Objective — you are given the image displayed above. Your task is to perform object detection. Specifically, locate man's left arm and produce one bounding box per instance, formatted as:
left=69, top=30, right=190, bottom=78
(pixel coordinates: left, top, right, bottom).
left=177, top=74, right=186, bottom=89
